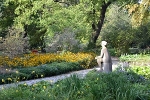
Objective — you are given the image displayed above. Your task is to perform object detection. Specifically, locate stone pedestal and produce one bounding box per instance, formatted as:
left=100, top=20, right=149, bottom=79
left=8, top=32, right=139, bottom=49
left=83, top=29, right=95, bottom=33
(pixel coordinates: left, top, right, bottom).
left=103, top=62, right=112, bottom=73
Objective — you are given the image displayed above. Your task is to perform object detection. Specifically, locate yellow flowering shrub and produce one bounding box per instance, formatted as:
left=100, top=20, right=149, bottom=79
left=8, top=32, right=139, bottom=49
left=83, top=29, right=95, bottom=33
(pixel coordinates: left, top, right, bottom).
left=0, top=52, right=96, bottom=69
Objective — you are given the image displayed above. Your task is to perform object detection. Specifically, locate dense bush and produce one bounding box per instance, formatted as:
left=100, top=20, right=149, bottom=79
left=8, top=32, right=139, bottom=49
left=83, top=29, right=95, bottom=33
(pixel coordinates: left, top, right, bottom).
left=0, top=27, right=29, bottom=58
left=0, top=62, right=83, bottom=85
left=45, top=29, right=82, bottom=53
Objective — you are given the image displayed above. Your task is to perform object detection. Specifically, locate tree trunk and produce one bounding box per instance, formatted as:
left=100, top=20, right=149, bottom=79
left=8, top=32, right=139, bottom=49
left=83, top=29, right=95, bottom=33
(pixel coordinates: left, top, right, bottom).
left=92, top=1, right=112, bottom=44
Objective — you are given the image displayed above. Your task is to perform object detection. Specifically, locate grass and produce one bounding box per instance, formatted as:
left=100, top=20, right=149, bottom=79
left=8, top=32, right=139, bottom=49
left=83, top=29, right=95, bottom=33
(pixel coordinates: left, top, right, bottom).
left=0, top=68, right=150, bottom=100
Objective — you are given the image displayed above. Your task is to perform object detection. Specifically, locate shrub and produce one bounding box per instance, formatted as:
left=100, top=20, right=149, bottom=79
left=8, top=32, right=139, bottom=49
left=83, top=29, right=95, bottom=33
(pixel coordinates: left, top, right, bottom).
left=0, top=27, right=29, bottom=58
left=45, top=29, right=81, bottom=53
left=0, top=62, right=82, bottom=85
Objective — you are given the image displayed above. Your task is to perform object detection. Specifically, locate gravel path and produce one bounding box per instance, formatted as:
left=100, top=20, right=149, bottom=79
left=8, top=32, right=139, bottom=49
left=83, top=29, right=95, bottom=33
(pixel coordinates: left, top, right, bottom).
left=0, top=58, right=120, bottom=90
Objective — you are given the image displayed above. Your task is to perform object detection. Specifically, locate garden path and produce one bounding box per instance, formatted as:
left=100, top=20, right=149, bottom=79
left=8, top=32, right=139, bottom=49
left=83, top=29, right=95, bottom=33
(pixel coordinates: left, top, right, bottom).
left=0, top=57, right=120, bottom=90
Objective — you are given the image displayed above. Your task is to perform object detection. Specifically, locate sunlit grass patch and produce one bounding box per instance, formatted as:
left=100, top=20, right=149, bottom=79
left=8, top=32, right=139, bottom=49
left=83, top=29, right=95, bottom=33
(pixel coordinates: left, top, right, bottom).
left=119, top=54, right=150, bottom=67
left=120, top=54, right=150, bottom=62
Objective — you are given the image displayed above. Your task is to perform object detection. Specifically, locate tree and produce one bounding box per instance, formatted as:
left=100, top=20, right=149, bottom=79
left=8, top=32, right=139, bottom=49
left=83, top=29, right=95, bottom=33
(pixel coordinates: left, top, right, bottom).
left=126, top=0, right=150, bottom=27
left=53, top=0, right=80, bottom=6
left=101, top=4, right=134, bottom=56
left=0, top=0, right=17, bottom=38
left=0, top=0, right=142, bottom=53
left=133, top=22, right=150, bottom=49
left=0, top=0, right=91, bottom=52
left=0, top=0, right=59, bottom=52
left=80, top=0, right=137, bottom=48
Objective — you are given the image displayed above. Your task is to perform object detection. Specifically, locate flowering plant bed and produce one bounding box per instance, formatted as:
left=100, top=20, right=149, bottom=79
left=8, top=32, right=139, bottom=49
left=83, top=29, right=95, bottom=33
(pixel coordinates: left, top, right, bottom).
left=0, top=52, right=96, bottom=69
left=0, top=52, right=97, bottom=85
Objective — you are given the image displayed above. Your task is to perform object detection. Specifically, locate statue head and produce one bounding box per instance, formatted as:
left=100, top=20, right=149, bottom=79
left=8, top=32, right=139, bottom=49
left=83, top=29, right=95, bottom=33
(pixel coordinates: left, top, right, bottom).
left=101, top=41, right=107, bottom=46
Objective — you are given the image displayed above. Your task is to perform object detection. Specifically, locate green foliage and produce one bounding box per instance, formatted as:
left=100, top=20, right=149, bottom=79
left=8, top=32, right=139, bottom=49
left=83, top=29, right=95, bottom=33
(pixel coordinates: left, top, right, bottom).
left=0, top=62, right=82, bottom=85
left=126, top=0, right=150, bottom=27
left=0, top=1, right=17, bottom=38
left=0, top=70, right=149, bottom=100
left=100, top=4, right=137, bottom=56
left=0, top=0, right=92, bottom=50
left=86, top=70, right=149, bottom=100
left=119, top=54, right=150, bottom=62
left=0, top=0, right=147, bottom=53
left=1, top=0, right=139, bottom=51
left=52, top=74, right=85, bottom=100
left=108, top=48, right=116, bottom=56
left=130, top=66, right=150, bottom=79
left=133, top=22, right=150, bottom=49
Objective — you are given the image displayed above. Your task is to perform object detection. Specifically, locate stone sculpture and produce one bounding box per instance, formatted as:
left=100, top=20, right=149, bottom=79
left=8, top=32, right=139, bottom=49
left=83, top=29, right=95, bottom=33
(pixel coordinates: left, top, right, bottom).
left=95, top=41, right=112, bottom=73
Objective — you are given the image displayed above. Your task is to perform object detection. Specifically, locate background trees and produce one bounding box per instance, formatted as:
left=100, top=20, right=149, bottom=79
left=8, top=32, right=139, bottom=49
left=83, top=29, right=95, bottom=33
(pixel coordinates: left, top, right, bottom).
left=0, top=0, right=91, bottom=53
left=101, top=4, right=134, bottom=56
left=81, top=0, right=137, bottom=48
left=126, top=0, right=150, bottom=27
left=0, top=0, right=150, bottom=56
left=133, top=22, right=150, bottom=49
